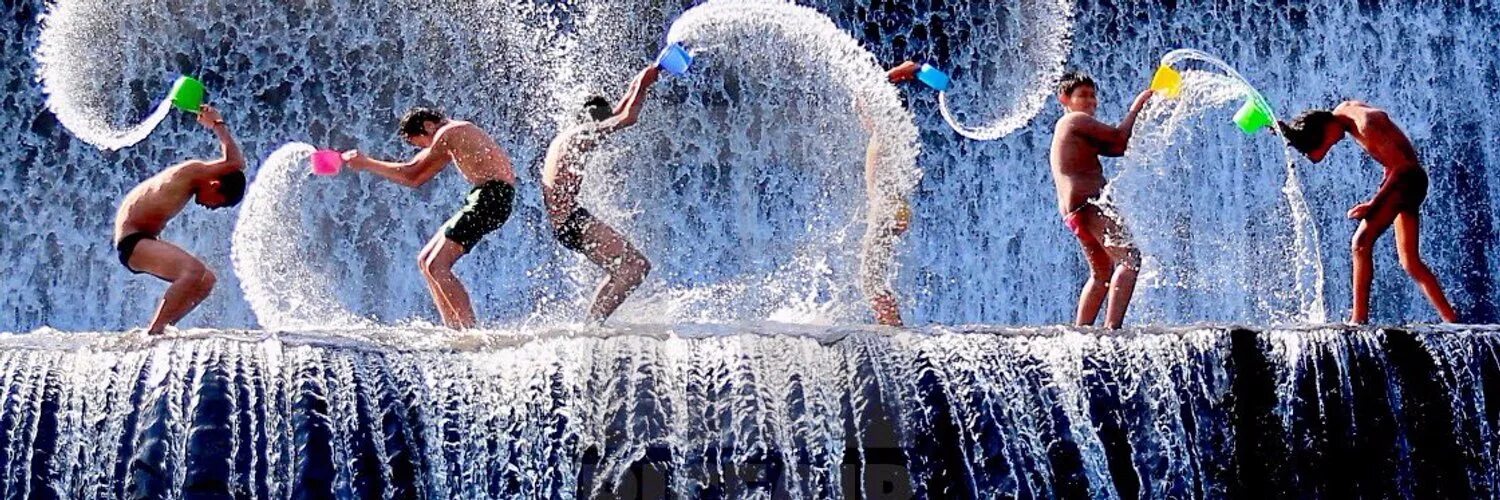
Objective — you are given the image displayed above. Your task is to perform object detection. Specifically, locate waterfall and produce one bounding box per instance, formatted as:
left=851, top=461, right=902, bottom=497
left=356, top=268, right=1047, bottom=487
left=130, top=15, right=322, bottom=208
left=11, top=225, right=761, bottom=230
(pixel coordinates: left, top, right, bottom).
left=0, top=325, right=1495, bottom=497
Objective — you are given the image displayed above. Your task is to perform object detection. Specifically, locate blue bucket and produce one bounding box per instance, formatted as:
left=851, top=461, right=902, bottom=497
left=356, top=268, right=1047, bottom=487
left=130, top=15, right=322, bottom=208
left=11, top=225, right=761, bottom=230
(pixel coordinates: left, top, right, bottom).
left=916, top=64, right=951, bottom=92
left=657, top=43, right=693, bottom=75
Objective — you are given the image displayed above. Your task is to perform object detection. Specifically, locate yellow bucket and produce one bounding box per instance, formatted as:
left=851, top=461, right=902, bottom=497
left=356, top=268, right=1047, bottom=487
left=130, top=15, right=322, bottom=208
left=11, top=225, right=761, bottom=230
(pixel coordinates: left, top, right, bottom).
left=1149, top=65, right=1182, bottom=98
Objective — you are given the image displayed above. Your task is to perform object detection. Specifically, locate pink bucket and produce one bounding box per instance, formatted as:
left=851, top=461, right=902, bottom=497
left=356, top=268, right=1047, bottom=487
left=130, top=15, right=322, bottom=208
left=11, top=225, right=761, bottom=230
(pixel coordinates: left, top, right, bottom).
left=310, top=150, right=343, bottom=176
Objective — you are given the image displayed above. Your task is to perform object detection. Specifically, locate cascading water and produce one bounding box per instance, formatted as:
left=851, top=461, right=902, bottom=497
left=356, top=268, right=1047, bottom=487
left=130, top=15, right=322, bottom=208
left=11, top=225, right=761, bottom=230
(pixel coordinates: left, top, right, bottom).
left=1, top=325, right=1498, bottom=497
left=4, top=0, right=1500, bottom=497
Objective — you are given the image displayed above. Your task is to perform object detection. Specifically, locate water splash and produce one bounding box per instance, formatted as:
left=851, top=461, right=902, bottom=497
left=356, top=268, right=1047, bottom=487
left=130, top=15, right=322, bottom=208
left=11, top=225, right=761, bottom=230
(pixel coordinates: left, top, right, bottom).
left=1100, top=50, right=1327, bottom=324
left=555, top=0, right=922, bottom=324
left=34, top=0, right=179, bottom=150
left=935, top=0, right=1075, bottom=141
left=231, top=143, right=368, bottom=330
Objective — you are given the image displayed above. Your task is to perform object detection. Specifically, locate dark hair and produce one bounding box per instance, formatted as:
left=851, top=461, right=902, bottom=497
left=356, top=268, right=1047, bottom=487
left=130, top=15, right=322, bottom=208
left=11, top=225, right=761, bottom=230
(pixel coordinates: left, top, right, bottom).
left=583, top=96, right=613, bottom=122
left=1058, top=70, right=1096, bottom=96
left=398, top=107, right=445, bottom=137
left=216, top=170, right=247, bottom=207
left=1278, top=110, right=1337, bottom=154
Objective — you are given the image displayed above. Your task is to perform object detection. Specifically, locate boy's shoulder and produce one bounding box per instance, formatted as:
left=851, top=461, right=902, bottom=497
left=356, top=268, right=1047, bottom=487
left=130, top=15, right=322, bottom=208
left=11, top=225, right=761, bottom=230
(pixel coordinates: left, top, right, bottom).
left=1054, top=111, right=1095, bottom=131
left=437, top=120, right=475, bottom=136
left=1335, top=100, right=1370, bottom=110
left=160, top=159, right=207, bottom=182
left=1059, top=110, right=1098, bottom=121
left=546, top=124, right=592, bottom=154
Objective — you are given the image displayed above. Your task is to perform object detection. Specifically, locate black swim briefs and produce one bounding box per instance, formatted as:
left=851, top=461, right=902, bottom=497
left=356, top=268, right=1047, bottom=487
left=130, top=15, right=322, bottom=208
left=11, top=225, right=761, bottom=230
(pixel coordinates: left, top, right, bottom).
left=116, top=232, right=157, bottom=274
left=442, top=180, right=516, bottom=253
left=553, top=207, right=595, bottom=253
left=1376, top=168, right=1430, bottom=214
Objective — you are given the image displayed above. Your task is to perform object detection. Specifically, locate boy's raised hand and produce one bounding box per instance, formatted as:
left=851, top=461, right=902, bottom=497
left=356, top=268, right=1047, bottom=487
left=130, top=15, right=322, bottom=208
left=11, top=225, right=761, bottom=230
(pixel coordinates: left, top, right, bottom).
left=888, top=61, right=920, bottom=83
left=1129, top=89, right=1155, bottom=114
left=196, top=105, right=225, bottom=129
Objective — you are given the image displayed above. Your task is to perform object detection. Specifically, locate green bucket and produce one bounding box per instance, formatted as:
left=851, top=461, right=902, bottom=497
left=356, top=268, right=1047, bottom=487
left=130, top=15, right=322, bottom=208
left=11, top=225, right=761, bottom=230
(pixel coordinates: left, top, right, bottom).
left=169, top=76, right=206, bottom=113
left=1232, top=96, right=1272, bottom=135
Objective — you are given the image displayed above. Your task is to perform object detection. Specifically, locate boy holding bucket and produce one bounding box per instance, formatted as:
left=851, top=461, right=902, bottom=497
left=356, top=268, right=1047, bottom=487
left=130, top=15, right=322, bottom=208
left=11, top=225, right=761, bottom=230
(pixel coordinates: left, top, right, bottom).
left=541, top=64, right=661, bottom=323
left=342, top=108, right=518, bottom=330
left=113, top=104, right=246, bottom=335
left=1279, top=101, right=1458, bottom=324
left=1048, top=71, right=1154, bottom=329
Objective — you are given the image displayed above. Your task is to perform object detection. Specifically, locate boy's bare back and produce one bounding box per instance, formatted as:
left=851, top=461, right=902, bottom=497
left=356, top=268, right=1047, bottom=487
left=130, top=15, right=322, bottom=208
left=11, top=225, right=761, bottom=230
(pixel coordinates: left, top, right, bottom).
left=113, top=105, right=244, bottom=243
left=1334, top=101, right=1422, bottom=172
left=430, top=120, right=517, bottom=186
left=113, top=164, right=203, bottom=242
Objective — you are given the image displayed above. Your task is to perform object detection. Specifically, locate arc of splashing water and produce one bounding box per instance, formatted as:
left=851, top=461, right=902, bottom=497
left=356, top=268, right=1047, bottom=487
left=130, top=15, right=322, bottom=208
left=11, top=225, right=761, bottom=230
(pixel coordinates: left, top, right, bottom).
left=1157, top=48, right=1328, bottom=323
left=231, top=143, right=367, bottom=330
left=935, top=0, right=1077, bottom=141
left=663, top=0, right=921, bottom=205
left=655, top=0, right=922, bottom=321
left=34, top=0, right=181, bottom=151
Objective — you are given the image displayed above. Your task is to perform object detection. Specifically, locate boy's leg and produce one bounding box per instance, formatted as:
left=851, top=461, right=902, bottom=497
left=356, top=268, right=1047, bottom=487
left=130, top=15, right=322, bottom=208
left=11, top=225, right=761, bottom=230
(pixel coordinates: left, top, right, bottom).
left=860, top=229, right=903, bottom=326
left=1393, top=212, right=1459, bottom=322
left=1098, top=213, right=1139, bottom=330
left=1349, top=201, right=1402, bottom=324
left=1080, top=208, right=1134, bottom=328
left=576, top=220, right=651, bottom=322
left=419, top=234, right=476, bottom=330
left=870, top=292, right=903, bottom=327
left=416, top=235, right=457, bottom=327
left=1069, top=209, right=1114, bottom=327
left=128, top=240, right=217, bottom=334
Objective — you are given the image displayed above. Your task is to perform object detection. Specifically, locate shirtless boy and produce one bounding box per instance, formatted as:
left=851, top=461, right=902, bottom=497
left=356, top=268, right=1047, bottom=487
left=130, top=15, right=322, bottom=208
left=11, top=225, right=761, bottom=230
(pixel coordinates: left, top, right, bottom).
left=541, top=65, right=660, bottom=323
left=857, top=61, right=922, bottom=326
left=113, top=104, right=246, bottom=334
left=1048, top=71, right=1153, bottom=329
left=343, top=108, right=518, bottom=329
left=1279, top=101, right=1459, bottom=324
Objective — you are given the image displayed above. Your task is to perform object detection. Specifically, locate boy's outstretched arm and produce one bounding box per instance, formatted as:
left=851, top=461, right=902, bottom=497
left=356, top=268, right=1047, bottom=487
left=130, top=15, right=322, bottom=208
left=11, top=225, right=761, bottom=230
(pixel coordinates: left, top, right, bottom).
left=345, top=145, right=451, bottom=188
left=599, top=65, right=662, bottom=134
left=1105, top=89, right=1155, bottom=156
